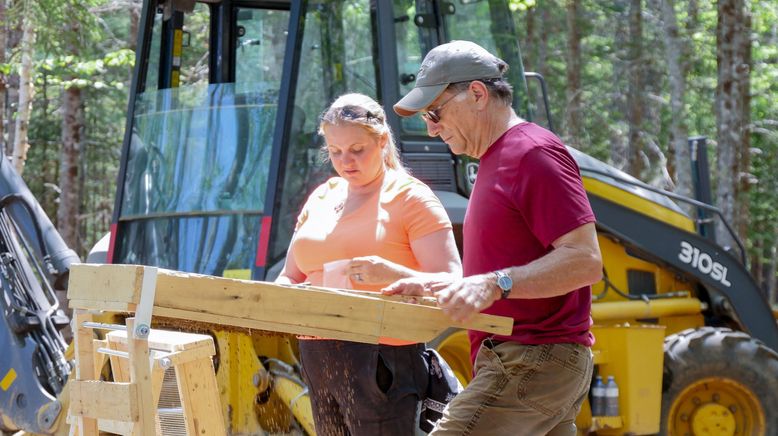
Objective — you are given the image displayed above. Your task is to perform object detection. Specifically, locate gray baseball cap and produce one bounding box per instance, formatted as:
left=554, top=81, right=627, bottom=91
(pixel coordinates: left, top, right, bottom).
left=394, top=40, right=506, bottom=117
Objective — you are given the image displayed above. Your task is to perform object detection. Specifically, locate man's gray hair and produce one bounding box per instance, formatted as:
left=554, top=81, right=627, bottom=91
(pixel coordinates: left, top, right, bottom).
left=447, top=76, right=514, bottom=108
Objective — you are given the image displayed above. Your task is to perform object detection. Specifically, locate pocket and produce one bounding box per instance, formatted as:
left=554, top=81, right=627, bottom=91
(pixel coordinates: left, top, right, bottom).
left=515, top=344, right=591, bottom=417
left=375, top=351, right=394, bottom=394
left=363, top=349, right=392, bottom=400
left=474, top=341, right=507, bottom=375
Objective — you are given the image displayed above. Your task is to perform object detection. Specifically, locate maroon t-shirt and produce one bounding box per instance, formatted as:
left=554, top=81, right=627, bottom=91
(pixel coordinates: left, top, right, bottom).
left=464, top=122, right=595, bottom=363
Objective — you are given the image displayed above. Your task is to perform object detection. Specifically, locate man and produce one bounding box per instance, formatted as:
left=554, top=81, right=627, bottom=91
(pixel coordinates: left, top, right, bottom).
left=384, top=40, right=603, bottom=435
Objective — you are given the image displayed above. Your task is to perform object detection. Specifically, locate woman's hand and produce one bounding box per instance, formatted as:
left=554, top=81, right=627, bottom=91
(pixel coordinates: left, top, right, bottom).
left=346, top=256, right=411, bottom=285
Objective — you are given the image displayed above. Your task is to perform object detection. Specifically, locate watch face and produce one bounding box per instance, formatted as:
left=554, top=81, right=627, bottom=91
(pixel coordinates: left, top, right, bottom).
left=497, top=275, right=512, bottom=290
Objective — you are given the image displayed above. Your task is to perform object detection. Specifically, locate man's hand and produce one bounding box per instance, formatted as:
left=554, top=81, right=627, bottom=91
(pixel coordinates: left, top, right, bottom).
left=382, top=277, right=454, bottom=297
left=435, top=274, right=500, bottom=322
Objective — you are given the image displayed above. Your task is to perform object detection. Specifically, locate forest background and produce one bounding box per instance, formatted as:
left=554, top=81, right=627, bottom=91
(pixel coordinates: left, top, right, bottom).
left=0, top=0, right=775, bottom=304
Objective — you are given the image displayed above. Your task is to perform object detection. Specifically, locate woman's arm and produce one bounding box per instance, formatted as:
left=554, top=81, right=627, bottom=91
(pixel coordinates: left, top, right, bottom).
left=346, top=228, right=461, bottom=285
left=275, top=244, right=307, bottom=284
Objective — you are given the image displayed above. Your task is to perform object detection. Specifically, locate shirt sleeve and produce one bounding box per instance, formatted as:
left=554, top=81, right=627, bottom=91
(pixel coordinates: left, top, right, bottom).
left=402, top=181, right=453, bottom=242
left=511, top=145, right=595, bottom=247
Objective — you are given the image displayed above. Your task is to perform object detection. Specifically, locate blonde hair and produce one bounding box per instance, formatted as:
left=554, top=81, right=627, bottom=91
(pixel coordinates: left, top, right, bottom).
left=318, top=93, right=405, bottom=172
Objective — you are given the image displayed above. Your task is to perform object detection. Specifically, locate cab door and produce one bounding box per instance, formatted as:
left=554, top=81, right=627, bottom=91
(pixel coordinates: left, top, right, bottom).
left=111, top=1, right=291, bottom=281
left=378, top=0, right=530, bottom=249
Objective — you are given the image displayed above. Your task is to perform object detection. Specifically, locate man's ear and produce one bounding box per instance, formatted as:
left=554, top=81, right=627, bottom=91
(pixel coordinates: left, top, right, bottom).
left=470, top=81, right=490, bottom=109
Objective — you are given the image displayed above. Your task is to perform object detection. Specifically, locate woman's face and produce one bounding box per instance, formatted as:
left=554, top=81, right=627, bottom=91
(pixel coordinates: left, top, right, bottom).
left=324, top=123, right=387, bottom=187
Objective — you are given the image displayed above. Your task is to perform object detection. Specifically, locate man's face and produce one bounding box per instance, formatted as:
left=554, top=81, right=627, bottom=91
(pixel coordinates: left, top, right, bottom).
left=421, top=88, right=475, bottom=156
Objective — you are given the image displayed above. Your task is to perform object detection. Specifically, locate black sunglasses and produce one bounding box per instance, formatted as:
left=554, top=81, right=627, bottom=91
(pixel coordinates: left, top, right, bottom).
left=421, top=91, right=464, bottom=124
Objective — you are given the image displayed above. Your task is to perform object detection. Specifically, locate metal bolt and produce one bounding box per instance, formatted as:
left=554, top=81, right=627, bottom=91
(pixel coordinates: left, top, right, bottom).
left=416, top=16, right=424, bottom=24
left=729, top=405, right=738, bottom=413
left=692, top=396, right=701, bottom=405
left=136, top=324, right=150, bottom=338
left=680, top=413, right=689, bottom=422
left=712, top=393, right=720, bottom=402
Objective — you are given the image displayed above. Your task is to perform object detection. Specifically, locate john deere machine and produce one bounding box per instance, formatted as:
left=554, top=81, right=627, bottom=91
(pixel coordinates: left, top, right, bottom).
left=2, top=0, right=777, bottom=435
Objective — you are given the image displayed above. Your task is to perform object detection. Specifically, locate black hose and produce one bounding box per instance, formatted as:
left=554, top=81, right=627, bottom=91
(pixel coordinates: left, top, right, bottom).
left=594, top=267, right=689, bottom=302
left=0, top=194, right=51, bottom=265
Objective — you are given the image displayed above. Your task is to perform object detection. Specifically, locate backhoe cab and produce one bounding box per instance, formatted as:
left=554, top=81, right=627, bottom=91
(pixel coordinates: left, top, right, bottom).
left=2, top=0, right=776, bottom=435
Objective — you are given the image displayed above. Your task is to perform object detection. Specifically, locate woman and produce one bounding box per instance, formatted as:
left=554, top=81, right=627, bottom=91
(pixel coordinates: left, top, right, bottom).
left=276, top=93, right=461, bottom=435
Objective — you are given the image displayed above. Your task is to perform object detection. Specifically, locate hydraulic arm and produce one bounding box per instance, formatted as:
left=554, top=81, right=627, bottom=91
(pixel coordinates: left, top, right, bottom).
left=0, top=157, right=79, bottom=434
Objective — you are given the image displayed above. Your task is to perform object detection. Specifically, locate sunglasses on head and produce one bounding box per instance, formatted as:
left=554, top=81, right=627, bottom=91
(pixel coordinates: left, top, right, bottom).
left=336, top=105, right=382, bottom=124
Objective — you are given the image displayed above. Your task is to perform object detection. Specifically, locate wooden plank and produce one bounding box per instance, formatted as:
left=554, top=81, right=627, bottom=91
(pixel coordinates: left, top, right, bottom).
left=299, top=284, right=440, bottom=307
left=69, top=380, right=138, bottom=422
left=125, top=318, right=156, bottom=436
left=152, top=269, right=512, bottom=342
left=151, top=366, right=165, bottom=409
left=72, top=265, right=513, bottom=343
left=158, top=345, right=216, bottom=368
left=153, top=307, right=380, bottom=343
left=68, top=264, right=144, bottom=305
left=72, top=310, right=98, bottom=436
left=107, top=338, right=130, bottom=383
left=92, top=339, right=108, bottom=380
left=106, top=328, right=214, bottom=353
left=379, top=302, right=513, bottom=340
left=68, top=298, right=134, bottom=312
left=154, top=271, right=386, bottom=336
left=176, top=357, right=226, bottom=436
left=98, top=418, right=133, bottom=435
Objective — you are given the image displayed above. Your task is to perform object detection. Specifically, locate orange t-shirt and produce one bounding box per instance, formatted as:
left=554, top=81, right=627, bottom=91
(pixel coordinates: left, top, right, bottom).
left=291, top=170, right=452, bottom=345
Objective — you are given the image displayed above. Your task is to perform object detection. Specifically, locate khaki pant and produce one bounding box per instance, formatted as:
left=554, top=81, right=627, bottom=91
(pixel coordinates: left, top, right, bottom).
left=431, top=340, right=593, bottom=436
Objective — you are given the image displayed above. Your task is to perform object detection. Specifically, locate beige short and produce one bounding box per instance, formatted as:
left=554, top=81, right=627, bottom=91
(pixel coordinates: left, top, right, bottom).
left=431, top=340, right=593, bottom=436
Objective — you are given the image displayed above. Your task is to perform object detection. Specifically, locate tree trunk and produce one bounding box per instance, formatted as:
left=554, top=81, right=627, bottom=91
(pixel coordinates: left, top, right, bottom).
left=768, top=237, right=778, bottom=306
left=59, top=15, right=84, bottom=253
left=686, top=0, right=699, bottom=31
left=537, top=4, right=549, bottom=78
left=12, top=3, right=35, bottom=174
left=129, top=0, right=141, bottom=47
left=659, top=0, right=693, bottom=202
left=715, top=0, right=751, bottom=250
left=625, top=0, right=645, bottom=178
left=738, top=11, right=752, bottom=251
left=58, top=86, right=82, bottom=252
left=564, top=0, right=583, bottom=149
left=523, top=4, right=534, bottom=70
left=610, top=3, right=629, bottom=168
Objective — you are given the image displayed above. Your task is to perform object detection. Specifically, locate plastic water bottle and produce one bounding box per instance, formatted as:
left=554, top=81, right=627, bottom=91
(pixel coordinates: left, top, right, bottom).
left=605, top=375, right=620, bottom=416
left=591, top=375, right=606, bottom=416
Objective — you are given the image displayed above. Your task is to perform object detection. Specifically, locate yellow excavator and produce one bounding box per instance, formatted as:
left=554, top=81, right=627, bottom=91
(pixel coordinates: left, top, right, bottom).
left=2, top=1, right=776, bottom=435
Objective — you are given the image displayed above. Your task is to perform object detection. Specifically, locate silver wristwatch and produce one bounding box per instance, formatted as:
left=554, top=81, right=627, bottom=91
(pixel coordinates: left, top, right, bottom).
left=494, top=270, right=512, bottom=299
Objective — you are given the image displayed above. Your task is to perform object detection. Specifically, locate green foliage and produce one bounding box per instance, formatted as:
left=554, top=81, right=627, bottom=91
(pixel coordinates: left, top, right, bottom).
left=516, top=0, right=777, bottom=291
left=508, top=0, right=536, bottom=12
left=746, top=0, right=778, bottom=274
left=18, top=0, right=134, bottom=256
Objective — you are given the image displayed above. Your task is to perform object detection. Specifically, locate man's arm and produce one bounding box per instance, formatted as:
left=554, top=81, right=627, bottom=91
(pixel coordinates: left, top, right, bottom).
left=434, top=222, right=602, bottom=322
left=503, top=221, right=602, bottom=299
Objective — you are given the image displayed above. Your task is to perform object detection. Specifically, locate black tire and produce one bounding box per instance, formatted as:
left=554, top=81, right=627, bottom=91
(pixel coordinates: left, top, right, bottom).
left=660, top=327, right=778, bottom=435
